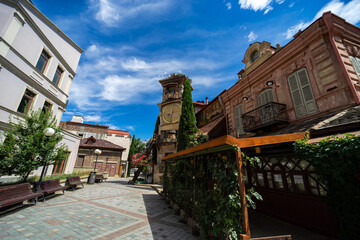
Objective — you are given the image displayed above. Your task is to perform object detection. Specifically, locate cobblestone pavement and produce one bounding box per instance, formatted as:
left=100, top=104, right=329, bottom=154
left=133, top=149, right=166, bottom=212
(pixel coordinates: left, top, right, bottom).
left=0, top=178, right=198, bottom=240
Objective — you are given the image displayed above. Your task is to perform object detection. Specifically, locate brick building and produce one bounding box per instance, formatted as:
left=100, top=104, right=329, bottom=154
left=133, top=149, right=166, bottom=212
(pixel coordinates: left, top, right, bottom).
left=191, top=12, right=360, bottom=237
left=61, top=115, right=131, bottom=177
left=77, top=137, right=125, bottom=177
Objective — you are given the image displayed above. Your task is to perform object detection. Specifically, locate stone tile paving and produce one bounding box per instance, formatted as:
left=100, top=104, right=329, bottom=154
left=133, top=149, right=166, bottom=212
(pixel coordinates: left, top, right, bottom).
left=0, top=178, right=198, bottom=240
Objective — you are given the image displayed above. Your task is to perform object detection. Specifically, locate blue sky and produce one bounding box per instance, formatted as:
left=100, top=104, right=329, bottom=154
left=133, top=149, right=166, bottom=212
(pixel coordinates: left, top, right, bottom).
left=34, top=0, right=360, bottom=141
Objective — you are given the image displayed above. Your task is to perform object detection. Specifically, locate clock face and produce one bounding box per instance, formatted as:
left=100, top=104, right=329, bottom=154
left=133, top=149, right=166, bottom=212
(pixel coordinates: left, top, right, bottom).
left=162, top=103, right=181, bottom=123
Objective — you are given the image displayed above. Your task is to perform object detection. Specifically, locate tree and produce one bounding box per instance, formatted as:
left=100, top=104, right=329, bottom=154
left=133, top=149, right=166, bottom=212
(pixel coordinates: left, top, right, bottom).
left=177, top=77, right=198, bottom=152
left=126, top=135, right=145, bottom=177
left=0, top=109, right=69, bottom=182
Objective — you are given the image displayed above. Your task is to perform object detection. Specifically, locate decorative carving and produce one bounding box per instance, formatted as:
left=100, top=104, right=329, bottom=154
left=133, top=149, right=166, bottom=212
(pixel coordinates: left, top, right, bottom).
left=345, top=44, right=360, bottom=57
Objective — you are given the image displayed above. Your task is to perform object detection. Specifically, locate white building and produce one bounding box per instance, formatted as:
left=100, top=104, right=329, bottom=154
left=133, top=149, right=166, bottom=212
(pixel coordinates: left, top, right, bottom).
left=0, top=0, right=83, bottom=175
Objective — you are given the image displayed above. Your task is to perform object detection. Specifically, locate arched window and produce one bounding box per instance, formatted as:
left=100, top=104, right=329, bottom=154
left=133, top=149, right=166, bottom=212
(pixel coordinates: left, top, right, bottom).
left=257, top=88, right=274, bottom=107
left=257, top=88, right=274, bottom=124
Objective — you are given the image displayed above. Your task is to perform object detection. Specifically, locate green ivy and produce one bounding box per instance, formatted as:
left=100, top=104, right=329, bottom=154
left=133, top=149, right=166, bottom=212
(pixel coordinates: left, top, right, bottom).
left=164, top=150, right=262, bottom=239
left=294, top=134, right=360, bottom=239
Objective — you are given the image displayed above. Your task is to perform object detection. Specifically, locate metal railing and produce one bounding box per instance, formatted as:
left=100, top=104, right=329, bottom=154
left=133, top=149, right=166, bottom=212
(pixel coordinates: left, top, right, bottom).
left=243, top=102, right=288, bottom=132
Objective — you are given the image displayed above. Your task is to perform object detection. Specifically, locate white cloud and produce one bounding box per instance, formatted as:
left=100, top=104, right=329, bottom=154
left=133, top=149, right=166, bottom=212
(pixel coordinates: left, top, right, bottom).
left=264, top=6, right=273, bottom=14
left=124, top=126, right=135, bottom=131
left=91, top=0, right=174, bottom=27
left=288, top=2, right=294, bottom=8
left=247, top=31, right=258, bottom=42
left=238, top=0, right=285, bottom=14
left=238, top=0, right=272, bottom=11
left=121, top=57, right=149, bottom=71
left=314, top=0, right=360, bottom=24
left=283, top=0, right=360, bottom=39
left=85, top=115, right=102, bottom=122
left=284, top=21, right=310, bottom=39
left=95, top=0, right=120, bottom=26
left=226, top=2, right=232, bottom=10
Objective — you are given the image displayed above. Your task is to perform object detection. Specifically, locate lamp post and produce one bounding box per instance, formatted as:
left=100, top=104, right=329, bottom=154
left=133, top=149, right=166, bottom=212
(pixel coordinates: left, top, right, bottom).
left=36, top=127, right=55, bottom=193
left=88, top=148, right=101, bottom=184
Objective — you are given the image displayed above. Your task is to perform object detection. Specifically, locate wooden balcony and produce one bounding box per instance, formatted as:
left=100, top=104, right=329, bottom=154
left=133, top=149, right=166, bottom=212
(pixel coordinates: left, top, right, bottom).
left=243, top=102, right=289, bottom=132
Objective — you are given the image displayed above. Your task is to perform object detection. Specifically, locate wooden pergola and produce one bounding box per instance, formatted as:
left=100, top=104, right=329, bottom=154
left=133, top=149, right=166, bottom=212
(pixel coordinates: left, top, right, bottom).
left=163, top=132, right=306, bottom=240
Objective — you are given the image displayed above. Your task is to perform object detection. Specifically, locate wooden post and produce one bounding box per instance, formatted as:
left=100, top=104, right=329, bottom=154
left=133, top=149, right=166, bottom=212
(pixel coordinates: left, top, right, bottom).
left=235, top=149, right=251, bottom=239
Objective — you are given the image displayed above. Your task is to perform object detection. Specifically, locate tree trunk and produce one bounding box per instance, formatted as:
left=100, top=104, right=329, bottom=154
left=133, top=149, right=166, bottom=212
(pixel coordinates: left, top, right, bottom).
left=23, top=171, right=31, bottom=183
left=132, top=168, right=142, bottom=183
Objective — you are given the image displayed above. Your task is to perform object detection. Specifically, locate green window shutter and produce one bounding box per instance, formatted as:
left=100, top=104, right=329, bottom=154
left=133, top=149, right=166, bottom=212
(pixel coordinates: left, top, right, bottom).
left=288, top=68, right=318, bottom=118
left=288, top=72, right=307, bottom=118
left=296, top=68, right=318, bottom=115
left=234, top=104, right=244, bottom=136
left=350, top=56, right=360, bottom=78
left=257, top=88, right=274, bottom=106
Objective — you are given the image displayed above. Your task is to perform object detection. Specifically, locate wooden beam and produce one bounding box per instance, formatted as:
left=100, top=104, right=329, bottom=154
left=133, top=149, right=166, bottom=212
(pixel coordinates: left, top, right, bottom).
left=236, top=150, right=250, bottom=237
left=162, top=132, right=306, bottom=161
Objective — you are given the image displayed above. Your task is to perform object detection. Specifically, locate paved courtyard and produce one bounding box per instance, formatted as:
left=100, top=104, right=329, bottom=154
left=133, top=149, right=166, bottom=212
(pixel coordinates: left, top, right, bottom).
left=0, top=178, right=197, bottom=240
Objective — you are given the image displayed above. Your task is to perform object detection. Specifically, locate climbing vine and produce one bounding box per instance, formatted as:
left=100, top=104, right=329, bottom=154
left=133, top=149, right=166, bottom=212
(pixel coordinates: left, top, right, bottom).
left=164, top=150, right=262, bottom=239
left=294, top=134, right=360, bottom=239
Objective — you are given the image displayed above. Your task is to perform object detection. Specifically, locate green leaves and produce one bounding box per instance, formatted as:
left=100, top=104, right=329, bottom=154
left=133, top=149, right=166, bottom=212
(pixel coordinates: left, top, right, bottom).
left=0, top=109, right=68, bottom=181
left=294, top=134, right=360, bottom=238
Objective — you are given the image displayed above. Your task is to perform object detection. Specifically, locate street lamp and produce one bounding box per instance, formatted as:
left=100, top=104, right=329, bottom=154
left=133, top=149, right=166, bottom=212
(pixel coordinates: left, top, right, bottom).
left=88, top=148, right=101, bottom=184
left=36, top=127, right=55, bottom=193
left=93, top=149, right=102, bottom=171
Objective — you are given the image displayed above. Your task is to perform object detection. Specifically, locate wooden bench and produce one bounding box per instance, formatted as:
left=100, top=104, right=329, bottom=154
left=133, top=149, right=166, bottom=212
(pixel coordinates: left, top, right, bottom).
left=95, top=174, right=107, bottom=183
left=66, top=176, right=84, bottom=190
left=37, top=179, right=67, bottom=201
left=0, top=183, right=43, bottom=208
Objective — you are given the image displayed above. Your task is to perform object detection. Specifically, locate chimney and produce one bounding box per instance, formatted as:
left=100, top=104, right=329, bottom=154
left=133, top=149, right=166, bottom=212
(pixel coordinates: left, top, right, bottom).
left=205, top=97, right=209, bottom=104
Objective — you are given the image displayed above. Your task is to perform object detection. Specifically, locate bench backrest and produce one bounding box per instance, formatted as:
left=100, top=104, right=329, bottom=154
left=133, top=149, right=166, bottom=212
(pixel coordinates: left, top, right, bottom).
left=67, top=176, right=80, bottom=183
left=0, top=183, right=32, bottom=201
left=95, top=174, right=104, bottom=179
left=40, top=179, right=61, bottom=190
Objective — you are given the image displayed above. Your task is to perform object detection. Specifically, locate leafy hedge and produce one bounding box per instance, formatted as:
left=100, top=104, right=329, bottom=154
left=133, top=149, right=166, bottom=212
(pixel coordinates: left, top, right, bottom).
left=294, top=134, right=360, bottom=239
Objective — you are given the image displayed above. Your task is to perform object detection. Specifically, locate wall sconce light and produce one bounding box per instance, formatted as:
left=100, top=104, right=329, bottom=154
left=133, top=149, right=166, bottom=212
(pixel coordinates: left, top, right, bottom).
left=242, top=97, right=248, bottom=101
left=266, top=80, right=274, bottom=86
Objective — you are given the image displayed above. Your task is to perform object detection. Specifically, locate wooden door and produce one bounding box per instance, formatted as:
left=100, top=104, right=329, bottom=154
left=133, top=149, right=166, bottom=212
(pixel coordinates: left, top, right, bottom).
left=106, top=163, right=117, bottom=177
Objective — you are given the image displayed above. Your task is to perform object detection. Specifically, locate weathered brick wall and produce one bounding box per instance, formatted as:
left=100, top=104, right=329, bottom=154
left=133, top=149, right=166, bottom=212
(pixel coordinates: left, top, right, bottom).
left=220, top=14, right=358, bottom=137
left=77, top=148, right=122, bottom=175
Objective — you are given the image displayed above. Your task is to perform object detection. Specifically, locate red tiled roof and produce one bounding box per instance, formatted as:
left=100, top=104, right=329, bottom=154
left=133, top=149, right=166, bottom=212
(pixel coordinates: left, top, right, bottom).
left=80, top=137, right=125, bottom=151
left=108, top=129, right=131, bottom=137
left=193, top=102, right=206, bottom=106
left=65, top=121, right=109, bottom=129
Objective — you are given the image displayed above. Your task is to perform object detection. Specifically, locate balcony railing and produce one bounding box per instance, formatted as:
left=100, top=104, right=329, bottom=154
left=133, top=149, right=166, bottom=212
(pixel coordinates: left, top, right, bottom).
left=243, top=102, right=289, bottom=132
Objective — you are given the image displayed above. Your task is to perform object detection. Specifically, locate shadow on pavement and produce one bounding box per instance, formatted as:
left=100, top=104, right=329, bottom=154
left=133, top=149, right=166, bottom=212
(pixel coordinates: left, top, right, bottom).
left=142, top=191, right=198, bottom=240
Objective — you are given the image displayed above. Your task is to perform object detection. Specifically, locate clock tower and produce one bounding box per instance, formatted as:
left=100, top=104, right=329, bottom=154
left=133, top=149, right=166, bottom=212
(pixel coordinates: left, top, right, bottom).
left=153, top=74, right=187, bottom=183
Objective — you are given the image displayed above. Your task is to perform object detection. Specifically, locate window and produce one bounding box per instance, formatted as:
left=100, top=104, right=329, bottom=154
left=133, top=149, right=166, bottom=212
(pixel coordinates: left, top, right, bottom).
left=349, top=56, right=360, bottom=78
left=251, top=51, right=259, bottom=62
left=257, top=88, right=274, bottom=124
left=52, top=154, right=69, bottom=175
left=42, top=101, right=52, bottom=115
left=234, top=104, right=244, bottom=136
left=75, top=155, right=85, bottom=167
left=52, top=66, right=63, bottom=86
left=35, top=49, right=51, bottom=73
left=17, top=89, right=36, bottom=114
left=288, top=68, right=318, bottom=118
left=257, top=88, right=274, bottom=107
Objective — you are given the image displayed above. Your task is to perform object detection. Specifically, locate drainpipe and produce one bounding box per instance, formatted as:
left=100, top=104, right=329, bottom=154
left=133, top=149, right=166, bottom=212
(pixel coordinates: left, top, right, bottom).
left=323, top=12, right=360, bottom=105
